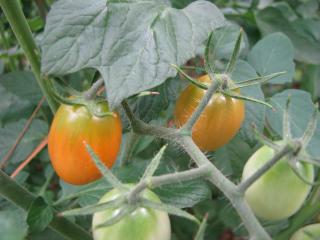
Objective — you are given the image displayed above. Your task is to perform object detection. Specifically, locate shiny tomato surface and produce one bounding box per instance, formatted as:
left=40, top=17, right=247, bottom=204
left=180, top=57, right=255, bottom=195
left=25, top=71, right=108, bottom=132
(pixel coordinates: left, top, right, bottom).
left=48, top=102, right=122, bottom=185
left=174, top=74, right=245, bottom=151
left=242, top=143, right=314, bottom=221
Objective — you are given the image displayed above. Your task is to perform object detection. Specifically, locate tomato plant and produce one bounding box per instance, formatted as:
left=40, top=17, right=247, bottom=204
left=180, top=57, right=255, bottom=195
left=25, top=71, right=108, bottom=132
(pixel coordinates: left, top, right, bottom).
left=290, top=223, right=320, bottom=240
left=242, top=144, right=314, bottom=221
left=1, top=0, right=320, bottom=240
left=174, top=74, right=245, bottom=151
left=92, top=186, right=171, bottom=240
left=48, top=102, right=122, bottom=185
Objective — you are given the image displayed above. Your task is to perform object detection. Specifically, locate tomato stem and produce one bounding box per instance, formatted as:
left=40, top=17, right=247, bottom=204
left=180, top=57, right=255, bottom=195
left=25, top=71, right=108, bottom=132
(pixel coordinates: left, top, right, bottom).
left=127, top=164, right=212, bottom=205
left=83, top=78, right=104, bottom=100
left=0, top=0, right=58, bottom=112
left=182, top=77, right=220, bottom=131
left=122, top=101, right=272, bottom=240
left=0, top=170, right=92, bottom=240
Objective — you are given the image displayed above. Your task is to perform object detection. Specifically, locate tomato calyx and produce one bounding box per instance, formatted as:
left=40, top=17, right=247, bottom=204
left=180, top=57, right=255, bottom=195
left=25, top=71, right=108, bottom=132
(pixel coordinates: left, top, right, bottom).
left=252, top=97, right=319, bottom=186
left=173, top=29, right=287, bottom=110
left=47, top=78, right=115, bottom=118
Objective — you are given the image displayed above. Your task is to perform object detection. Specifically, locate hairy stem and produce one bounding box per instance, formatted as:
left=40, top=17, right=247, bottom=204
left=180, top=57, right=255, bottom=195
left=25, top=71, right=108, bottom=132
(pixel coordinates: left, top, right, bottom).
left=120, top=130, right=140, bottom=166
left=127, top=164, right=212, bottom=204
left=183, top=78, right=220, bottom=131
left=179, top=136, right=271, bottom=240
left=83, top=78, right=104, bottom=100
left=0, top=0, right=57, bottom=112
left=122, top=101, right=272, bottom=240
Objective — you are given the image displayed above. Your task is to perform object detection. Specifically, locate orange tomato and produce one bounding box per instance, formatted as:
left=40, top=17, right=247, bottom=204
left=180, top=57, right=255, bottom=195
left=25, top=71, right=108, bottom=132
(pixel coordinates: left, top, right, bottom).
left=174, top=74, right=245, bottom=151
left=48, top=102, right=122, bottom=185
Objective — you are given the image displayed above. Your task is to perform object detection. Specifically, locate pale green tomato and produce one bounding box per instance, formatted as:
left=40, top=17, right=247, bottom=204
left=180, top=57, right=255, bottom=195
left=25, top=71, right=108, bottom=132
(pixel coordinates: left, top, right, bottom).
left=291, top=224, right=320, bottom=240
left=242, top=144, right=314, bottom=221
left=92, top=186, right=171, bottom=240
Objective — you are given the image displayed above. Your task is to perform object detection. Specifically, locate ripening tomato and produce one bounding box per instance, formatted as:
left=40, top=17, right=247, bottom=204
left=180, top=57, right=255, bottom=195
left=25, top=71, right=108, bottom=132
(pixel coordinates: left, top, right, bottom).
left=92, top=185, right=171, bottom=240
left=48, top=102, right=122, bottom=185
left=242, top=144, right=314, bottom=221
left=291, top=224, right=320, bottom=240
left=174, top=74, right=245, bottom=151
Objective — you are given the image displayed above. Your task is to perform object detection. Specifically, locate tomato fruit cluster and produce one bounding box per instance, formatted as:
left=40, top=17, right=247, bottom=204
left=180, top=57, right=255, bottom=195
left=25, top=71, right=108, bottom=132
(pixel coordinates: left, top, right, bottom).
left=92, top=186, right=171, bottom=240
left=242, top=143, right=314, bottom=221
left=48, top=102, right=122, bottom=185
left=174, top=74, right=245, bottom=151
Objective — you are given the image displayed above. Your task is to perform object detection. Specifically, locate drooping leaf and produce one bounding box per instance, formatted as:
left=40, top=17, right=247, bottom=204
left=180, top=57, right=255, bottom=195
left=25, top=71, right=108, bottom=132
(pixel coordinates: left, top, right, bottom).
left=41, top=0, right=225, bottom=108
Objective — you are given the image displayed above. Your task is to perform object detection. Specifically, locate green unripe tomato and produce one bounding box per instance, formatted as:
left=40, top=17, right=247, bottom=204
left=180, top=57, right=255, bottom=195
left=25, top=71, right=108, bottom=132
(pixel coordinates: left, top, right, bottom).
left=92, top=186, right=171, bottom=240
left=242, top=144, right=314, bottom=221
left=291, top=223, right=320, bottom=240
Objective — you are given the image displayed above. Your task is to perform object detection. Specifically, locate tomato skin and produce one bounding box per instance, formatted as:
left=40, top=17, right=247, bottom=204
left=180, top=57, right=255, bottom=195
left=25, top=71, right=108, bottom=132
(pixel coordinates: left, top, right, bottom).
left=242, top=144, right=314, bottom=221
left=92, top=186, right=171, bottom=240
left=291, top=224, right=320, bottom=240
left=174, top=74, right=245, bottom=151
left=48, top=102, right=122, bottom=185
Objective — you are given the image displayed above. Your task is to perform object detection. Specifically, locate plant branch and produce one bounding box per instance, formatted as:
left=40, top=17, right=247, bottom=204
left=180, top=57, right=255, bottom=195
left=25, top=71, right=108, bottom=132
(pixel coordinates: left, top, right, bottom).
left=122, top=102, right=272, bottom=240
left=83, top=78, right=104, bottom=100
left=237, top=144, right=292, bottom=193
left=182, top=77, right=220, bottom=131
left=0, top=170, right=92, bottom=240
left=0, top=18, right=17, bottom=71
left=127, top=164, right=212, bottom=204
left=120, top=130, right=140, bottom=166
left=0, top=0, right=58, bottom=112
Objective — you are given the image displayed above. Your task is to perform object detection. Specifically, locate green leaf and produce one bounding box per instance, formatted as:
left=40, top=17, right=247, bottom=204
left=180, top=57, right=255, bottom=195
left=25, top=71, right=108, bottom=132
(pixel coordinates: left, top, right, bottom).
left=232, top=60, right=266, bottom=145
left=211, top=24, right=247, bottom=61
left=41, top=0, right=225, bottom=108
left=0, top=71, right=42, bottom=123
left=296, top=0, right=319, bottom=19
left=27, top=228, right=63, bottom=240
left=0, top=71, right=42, bottom=104
left=140, top=198, right=199, bottom=223
left=154, top=180, right=211, bottom=208
left=0, top=119, right=48, bottom=164
left=267, top=89, right=320, bottom=157
left=129, top=77, right=180, bottom=123
left=256, top=6, right=320, bottom=64
left=271, top=2, right=298, bottom=21
left=248, top=32, right=295, bottom=84
left=27, top=197, right=54, bottom=233
left=214, top=135, right=255, bottom=179
left=0, top=208, right=28, bottom=240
